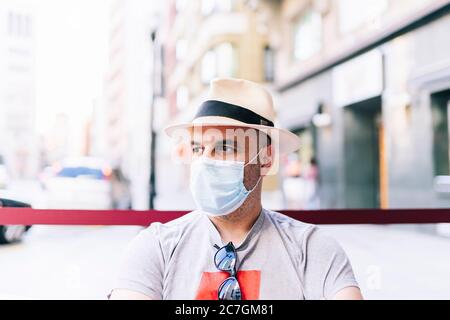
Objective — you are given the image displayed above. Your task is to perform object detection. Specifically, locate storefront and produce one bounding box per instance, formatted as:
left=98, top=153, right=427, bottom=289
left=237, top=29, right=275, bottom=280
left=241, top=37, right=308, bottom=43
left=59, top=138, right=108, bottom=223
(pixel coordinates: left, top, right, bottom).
left=277, top=9, right=450, bottom=212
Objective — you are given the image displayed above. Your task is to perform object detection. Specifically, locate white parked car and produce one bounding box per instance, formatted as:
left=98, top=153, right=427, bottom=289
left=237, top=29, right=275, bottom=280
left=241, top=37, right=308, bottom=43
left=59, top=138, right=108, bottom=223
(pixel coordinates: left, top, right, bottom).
left=42, top=157, right=113, bottom=210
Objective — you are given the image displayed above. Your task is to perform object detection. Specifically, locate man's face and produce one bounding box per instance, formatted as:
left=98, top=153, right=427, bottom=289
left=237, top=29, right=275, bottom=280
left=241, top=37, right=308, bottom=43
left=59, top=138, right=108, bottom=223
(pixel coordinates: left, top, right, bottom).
left=188, top=125, right=272, bottom=162
left=187, top=126, right=272, bottom=190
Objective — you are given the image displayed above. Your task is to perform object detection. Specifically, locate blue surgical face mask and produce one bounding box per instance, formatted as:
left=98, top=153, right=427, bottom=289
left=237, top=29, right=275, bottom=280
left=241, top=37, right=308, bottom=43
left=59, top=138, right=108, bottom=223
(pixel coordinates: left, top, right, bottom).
left=189, top=151, right=262, bottom=217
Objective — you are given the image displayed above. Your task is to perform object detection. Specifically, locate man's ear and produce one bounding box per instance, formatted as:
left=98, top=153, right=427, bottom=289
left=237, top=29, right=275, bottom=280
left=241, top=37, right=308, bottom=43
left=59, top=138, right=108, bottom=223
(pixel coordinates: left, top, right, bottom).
left=172, top=141, right=192, bottom=165
left=260, top=145, right=274, bottom=176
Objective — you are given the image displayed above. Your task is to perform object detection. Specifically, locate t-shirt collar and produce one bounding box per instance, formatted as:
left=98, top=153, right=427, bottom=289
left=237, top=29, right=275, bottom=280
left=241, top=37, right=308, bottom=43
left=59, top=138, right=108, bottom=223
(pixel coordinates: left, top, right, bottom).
left=201, top=208, right=266, bottom=251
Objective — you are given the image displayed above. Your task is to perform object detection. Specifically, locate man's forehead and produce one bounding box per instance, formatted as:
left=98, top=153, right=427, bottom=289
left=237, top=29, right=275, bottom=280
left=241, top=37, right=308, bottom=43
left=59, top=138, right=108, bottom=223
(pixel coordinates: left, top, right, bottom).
left=189, top=126, right=259, bottom=142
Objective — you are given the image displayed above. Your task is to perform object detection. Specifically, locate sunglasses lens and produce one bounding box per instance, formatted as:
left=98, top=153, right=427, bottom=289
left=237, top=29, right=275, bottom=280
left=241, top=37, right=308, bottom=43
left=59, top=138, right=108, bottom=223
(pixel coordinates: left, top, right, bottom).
left=214, top=244, right=236, bottom=272
left=218, top=277, right=241, bottom=300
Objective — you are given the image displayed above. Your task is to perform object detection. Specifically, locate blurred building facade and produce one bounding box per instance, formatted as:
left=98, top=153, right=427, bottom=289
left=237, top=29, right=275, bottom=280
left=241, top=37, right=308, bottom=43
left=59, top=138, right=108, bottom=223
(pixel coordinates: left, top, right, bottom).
left=266, top=0, right=450, bottom=212
left=156, top=0, right=284, bottom=209
left=0, top=0, right=39, bottom=180
left=155, top=0, right=450, bottom=214
left=43, top=113, right=70, bottom=165
left=103, top=0, right=160, bottom=209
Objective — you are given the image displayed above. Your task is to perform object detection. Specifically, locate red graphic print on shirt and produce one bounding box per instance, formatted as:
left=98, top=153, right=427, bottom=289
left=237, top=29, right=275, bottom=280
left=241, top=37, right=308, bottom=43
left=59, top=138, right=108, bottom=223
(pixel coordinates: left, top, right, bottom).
left=195, top=270, right=261, bottom=300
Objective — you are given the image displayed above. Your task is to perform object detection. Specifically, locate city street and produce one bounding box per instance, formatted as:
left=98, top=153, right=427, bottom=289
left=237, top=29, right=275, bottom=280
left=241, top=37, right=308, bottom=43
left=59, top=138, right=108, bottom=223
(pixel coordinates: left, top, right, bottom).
left=0, top=225, right=142, bottom=299
left=0, top=222, right=449, bottom=300
left=1, top=0, right=449, bottom=303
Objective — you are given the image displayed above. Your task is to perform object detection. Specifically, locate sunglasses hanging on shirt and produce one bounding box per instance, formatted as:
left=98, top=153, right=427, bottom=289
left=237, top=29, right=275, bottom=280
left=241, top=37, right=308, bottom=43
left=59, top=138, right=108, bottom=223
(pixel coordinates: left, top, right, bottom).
left=213, top=242, right=242, bottom=300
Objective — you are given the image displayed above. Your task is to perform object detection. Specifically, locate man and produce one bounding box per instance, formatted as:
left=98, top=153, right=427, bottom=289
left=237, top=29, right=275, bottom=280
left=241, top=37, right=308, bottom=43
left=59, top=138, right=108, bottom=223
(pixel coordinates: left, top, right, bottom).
left=110, top=78, right=362, bottom=300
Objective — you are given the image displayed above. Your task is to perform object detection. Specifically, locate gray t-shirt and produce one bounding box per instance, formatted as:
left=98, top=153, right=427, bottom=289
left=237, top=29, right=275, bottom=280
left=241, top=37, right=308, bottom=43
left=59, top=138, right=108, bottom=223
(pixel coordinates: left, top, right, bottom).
left=113, top=208, right=359, bottom=300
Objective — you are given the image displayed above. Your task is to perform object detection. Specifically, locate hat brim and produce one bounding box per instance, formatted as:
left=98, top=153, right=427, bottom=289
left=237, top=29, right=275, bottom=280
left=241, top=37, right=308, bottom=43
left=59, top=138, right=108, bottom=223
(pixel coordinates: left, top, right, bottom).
left=164, top=116, right=300, bottom=154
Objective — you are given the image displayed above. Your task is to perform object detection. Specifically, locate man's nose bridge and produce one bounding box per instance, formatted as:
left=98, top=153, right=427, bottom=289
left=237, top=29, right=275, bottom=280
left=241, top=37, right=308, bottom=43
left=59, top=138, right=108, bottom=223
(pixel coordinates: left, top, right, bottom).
left=202, top=144, right=215, bottom=158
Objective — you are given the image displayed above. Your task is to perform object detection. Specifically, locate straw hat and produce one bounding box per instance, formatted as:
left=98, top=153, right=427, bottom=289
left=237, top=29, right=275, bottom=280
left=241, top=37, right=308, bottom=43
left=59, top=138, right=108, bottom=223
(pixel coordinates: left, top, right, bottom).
left=164, top=78, right=301, bottom=154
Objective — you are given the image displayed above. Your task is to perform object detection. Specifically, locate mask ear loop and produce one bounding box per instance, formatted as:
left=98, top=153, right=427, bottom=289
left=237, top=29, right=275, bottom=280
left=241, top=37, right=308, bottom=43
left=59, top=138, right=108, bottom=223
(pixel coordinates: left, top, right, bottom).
left=244, top=148, right=264, bottom=193
left=244, top=148, right=263, bottom=168
left=246, top=175, right=262, bottom=193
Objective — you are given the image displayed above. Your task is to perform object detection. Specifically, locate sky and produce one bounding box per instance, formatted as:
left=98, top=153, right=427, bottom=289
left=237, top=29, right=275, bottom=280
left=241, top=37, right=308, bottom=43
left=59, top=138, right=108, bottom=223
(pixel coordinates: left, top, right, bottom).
left=33, top=0, right=112, bottom=152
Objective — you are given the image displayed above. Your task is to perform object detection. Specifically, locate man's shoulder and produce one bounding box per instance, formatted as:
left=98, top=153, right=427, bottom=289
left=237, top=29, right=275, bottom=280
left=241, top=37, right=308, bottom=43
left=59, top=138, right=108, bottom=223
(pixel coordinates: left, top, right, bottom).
left=164, top=210, right=202, bottom=225
left=142, top=210, right=203, bottom=236
left=262, top=209, right=320, bottom=247
left=263, top=208, right=316, bottom=232
left=263, top=209, right=346, bottom=261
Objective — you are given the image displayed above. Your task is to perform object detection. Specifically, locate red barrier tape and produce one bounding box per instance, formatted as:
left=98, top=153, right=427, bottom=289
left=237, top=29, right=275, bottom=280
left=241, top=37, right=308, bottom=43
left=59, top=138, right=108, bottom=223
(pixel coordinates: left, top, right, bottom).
left=0, top=208, right=450, bottom=225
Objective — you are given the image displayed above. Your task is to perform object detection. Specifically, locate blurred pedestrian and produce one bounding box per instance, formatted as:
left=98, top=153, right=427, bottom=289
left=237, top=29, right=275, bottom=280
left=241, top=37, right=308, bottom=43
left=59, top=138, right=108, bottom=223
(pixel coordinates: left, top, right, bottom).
left=282, top=153, right=306, bottom=209
left=305, top=157, right=320, bottom=210
left=110, top=168, right=131, bottom=210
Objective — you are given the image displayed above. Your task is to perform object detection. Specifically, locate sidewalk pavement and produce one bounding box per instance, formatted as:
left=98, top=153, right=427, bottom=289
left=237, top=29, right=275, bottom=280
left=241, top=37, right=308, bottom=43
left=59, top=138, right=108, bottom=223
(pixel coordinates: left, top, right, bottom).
left=322, top=224, right=450, bottom=299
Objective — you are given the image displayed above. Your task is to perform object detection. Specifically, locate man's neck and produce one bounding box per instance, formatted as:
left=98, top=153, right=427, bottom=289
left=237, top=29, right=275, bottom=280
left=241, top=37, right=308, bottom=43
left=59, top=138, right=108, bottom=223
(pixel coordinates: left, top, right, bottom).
left=208, top=197, right=262, bottom=246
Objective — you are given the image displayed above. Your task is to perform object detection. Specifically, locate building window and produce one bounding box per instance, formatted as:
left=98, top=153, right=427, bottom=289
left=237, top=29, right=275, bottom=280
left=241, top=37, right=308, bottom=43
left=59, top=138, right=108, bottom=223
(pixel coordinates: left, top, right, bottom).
left=175, top=0, right=187, bottom=13
left=432, top=90, right=450, bottom=177
left=216, top=42, right=234, bottom=78
left=25, top=16, right=32, bottom=37
left=201, top=42, right=236, bottom=84
left=202, top=0, right=216, bottom=15
left=7, top=13, right=31, bottom=38
left=201, top=0, right=233, bottom=16
left=8, top=12, right=14, bottom=35
left=264, top=45, right=274, bottom=82
left=216, top=0, right=232, bottom=12
left=338, top=0, right=388, bottom=34
left=293, top=8, right=322, bottom=61
left=176, top=86, right=189, bottom=110
left=175, top=39, right=188, bottom=61
left=17, top=14, right=23, bottom=37
left=201, top=50, right=216, bottom=84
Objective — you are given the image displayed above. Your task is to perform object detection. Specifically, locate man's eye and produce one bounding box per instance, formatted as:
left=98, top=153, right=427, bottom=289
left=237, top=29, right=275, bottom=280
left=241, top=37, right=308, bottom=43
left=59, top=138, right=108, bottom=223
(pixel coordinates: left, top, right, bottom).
left=192, top=146, right=203, bottom=154
left=219, top=145, right=235, bottom=153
